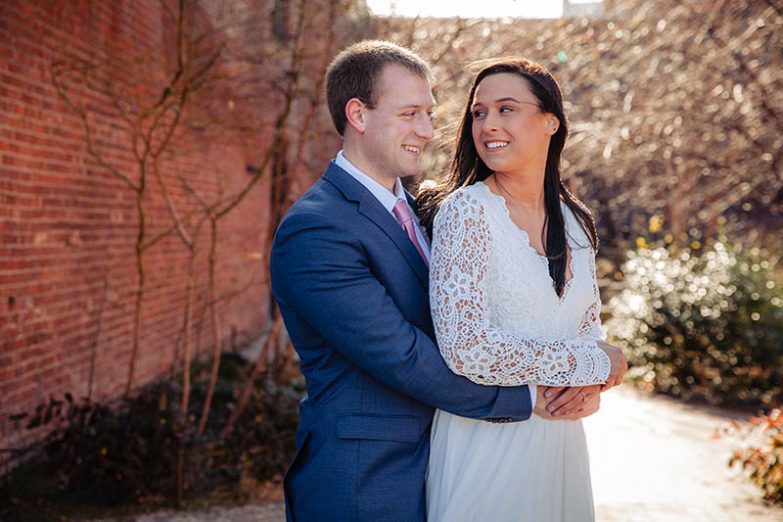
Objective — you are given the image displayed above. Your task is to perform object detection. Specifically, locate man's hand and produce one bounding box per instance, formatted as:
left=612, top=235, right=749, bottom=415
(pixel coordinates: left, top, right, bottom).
left=598, top=340, right=628, bottom=392
left=534, top=385, right=601, bottom=420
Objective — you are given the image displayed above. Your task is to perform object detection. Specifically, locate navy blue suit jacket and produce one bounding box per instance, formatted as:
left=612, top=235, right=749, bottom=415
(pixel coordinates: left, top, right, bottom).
left=270, top=162, right=532, bottom=521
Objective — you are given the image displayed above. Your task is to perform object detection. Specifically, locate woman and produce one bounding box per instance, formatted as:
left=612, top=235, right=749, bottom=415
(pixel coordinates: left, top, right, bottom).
left=418, top=59, right=627, bottom=521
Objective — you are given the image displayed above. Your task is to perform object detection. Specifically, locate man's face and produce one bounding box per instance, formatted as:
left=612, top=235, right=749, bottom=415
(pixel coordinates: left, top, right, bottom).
left=359, top=64, right=435, bottom=184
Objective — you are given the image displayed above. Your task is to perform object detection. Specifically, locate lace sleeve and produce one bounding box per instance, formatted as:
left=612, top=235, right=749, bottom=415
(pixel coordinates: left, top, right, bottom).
left=429, top=190, right=611, bottom=387
left=577, top=251, right=607, bottom=342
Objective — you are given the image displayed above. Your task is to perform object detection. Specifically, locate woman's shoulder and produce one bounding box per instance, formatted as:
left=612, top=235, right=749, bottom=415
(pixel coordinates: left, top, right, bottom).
left=433, top=184, right=494, bottom=231
left=440, top=182, right=494, bottom=213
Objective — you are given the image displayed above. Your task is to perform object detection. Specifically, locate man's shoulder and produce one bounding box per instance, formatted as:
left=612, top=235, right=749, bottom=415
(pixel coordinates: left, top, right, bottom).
left=286, top=170, right=343, bottom=211
left=287, top=177, right=331, bottom=213
left=276, top=175, right=355, bottom=238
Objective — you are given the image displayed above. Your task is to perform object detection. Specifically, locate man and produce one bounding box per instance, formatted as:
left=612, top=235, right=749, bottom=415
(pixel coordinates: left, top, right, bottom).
left=270, top=40, right=601, bottom=521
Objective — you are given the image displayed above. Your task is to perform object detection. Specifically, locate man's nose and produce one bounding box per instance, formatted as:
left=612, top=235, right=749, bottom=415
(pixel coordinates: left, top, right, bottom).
left=416, top=114, right=434, bottom=140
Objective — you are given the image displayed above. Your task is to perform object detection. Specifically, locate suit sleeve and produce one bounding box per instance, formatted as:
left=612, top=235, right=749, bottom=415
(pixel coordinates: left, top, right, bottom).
left=271, top=210, right=532, bottom=421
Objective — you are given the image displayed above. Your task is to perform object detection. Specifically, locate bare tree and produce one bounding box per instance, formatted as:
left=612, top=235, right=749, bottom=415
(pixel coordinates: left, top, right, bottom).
left=378, top=0, right=782, bottom=248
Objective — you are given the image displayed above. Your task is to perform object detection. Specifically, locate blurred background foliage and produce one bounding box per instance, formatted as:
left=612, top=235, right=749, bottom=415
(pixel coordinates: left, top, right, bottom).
left=726, top=408, right=783, bottom=504
left=378, top=0, right=782, bottom=252
left=606, top=240, right=782, bottom=409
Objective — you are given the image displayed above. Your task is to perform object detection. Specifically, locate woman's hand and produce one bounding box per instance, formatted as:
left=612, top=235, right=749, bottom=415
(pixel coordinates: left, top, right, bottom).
left=535, top=385, right=602, bottom=420
left=598, top=340, right=628, bottom=391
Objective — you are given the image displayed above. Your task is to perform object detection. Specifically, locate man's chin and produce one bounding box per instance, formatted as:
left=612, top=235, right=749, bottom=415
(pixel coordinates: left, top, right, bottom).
left=399, top=162, right=423, bottom=179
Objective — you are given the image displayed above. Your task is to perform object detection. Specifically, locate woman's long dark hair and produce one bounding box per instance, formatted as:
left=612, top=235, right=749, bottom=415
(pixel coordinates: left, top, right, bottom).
left=418, top=58, right=598, bottom=297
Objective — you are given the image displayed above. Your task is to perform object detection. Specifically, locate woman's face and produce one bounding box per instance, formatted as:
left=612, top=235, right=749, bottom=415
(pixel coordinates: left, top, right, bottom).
left=470, top=73, right=555, bottom=176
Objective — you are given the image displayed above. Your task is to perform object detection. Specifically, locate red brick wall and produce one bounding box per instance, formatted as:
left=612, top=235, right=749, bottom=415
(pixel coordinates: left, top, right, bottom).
left=0, top=0, right=273, bottom=462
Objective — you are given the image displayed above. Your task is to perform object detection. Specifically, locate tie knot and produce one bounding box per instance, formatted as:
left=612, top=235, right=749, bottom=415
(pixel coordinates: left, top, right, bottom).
left=392, top=198, right=413, bottom=227
left=391, top=197, right=429, bottom=267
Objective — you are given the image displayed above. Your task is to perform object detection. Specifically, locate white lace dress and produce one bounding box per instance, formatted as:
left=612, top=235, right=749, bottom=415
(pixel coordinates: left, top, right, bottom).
left=426, top=182, right=611, bottom=522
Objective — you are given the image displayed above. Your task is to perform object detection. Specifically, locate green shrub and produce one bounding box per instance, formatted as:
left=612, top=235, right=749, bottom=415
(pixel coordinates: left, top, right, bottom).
left=0, top=354, right=303, bottom=519
left=605, top=241, right=783, bottom=409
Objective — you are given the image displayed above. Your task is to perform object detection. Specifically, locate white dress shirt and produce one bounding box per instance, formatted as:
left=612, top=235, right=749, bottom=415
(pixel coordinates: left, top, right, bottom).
left=335, top=151, right=430, bottom=261
left=333, top=151, right=536, bottom=409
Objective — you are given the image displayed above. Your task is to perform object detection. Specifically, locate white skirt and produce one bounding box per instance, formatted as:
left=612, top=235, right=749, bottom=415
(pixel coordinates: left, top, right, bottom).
left=426, top=409, right=595, bottom=522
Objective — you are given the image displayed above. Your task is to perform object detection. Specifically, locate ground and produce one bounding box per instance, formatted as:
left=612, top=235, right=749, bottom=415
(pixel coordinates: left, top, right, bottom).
left=588, top=387, right=780, bottom=521
left=94, top=387, right=782, bottom=521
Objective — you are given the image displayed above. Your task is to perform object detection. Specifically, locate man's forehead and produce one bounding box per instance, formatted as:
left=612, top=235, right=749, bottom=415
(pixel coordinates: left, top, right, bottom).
left=375, top=67, right=435, bottom=106
left=376, top=64, right=431, bottom=87
left=381, top=91, right=437, bottom=110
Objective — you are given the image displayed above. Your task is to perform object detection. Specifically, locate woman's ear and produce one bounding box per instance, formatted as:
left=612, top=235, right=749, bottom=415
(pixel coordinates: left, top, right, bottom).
left=545, top=116, right=559, bottom=135
left=345, top=98, right=366, bottom=133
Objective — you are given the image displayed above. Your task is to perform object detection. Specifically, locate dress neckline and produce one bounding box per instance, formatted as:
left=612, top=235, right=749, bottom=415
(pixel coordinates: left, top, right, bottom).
left=474, top=180, right=575, bottom=302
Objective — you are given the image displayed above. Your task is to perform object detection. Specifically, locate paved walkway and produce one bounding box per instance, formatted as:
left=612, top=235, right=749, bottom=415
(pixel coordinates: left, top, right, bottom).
left=586, top=387, right=780, bottom=521
left=120, top=388, right=781, bottom=521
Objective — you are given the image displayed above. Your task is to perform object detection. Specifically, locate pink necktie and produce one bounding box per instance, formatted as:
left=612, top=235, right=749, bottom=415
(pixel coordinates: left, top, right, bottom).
left=392, top=199, right=429, bottom=267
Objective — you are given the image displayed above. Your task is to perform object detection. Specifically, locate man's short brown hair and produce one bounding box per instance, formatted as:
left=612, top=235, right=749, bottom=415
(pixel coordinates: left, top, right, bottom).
left=325, top=40, right=432, bottom=136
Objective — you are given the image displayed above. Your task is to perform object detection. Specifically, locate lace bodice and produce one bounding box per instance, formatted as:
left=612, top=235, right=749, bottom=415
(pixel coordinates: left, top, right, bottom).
left=429, top=182, right=611, bottom=387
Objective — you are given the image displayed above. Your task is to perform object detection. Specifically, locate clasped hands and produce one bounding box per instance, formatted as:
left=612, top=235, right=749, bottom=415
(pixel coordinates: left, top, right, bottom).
left=534, top=341, right=628, bottom=420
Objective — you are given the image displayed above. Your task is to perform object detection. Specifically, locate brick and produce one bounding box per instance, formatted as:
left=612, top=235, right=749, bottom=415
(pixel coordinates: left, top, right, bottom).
left=0, top=0, right=280, bottom=468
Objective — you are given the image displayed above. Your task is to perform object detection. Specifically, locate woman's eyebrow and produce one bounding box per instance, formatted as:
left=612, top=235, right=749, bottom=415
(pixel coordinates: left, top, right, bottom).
left=473, top=96, right=533, bottom=105
left=495, top=96, right=521, bottom=103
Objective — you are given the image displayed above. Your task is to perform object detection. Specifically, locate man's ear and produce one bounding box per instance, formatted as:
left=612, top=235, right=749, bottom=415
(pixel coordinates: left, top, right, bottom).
left=345, top=98, right=366, bottom=133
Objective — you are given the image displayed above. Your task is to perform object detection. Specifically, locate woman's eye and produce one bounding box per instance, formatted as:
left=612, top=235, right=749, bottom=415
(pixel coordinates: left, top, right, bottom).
left=472, top=110, right=485, bottom=118
left=499, top=106, right=513, bottom=113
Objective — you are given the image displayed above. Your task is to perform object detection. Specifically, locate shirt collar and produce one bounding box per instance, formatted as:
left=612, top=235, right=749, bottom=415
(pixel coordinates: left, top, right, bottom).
left=335, top=150, right=406, bottom=213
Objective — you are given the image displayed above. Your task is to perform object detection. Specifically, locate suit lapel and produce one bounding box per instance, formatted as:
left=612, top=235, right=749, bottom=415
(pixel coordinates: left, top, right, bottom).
left=357, top=194, right=429, bottom=288
left=323, top=163, right=429, bottom=289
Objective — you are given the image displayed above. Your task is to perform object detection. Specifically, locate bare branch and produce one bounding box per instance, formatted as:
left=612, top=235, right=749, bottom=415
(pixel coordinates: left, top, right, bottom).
left=51, top=60, right=141, bottom=191
left=152, top=157, right=194, bottom=248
